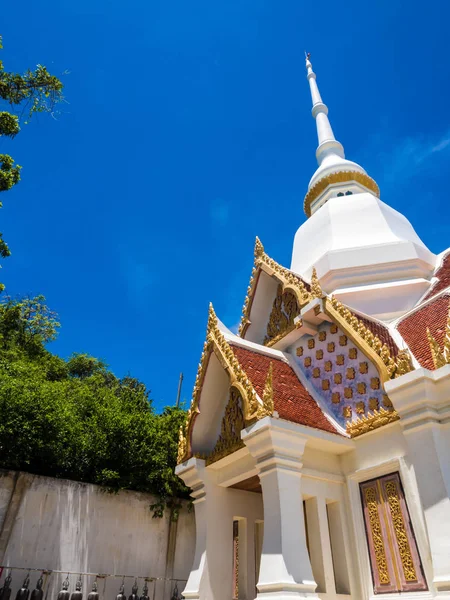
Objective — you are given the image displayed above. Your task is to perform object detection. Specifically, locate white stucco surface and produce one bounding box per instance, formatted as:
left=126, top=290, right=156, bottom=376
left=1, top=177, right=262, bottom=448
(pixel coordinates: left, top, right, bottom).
left=0, top=471, right=195, bottom=600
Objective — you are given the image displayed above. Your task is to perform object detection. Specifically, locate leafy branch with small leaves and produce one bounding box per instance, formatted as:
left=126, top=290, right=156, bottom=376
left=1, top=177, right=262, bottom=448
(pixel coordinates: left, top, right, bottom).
left=0, top=35, right=64, bottom=291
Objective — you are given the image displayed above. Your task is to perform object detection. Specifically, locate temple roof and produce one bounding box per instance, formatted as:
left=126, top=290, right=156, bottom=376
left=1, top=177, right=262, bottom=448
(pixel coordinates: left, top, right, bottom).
left=423, top=248, right=450, bottom=302
left=230, top=343, right=339, bottom=435
left=397, top=291, right=450, bottom=370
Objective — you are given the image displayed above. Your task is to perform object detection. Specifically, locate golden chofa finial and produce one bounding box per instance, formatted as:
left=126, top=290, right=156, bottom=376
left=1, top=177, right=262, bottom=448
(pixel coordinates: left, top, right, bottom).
left=310, top=267, right=323, bottom=298
left=254, top=236, right=265, bottom=260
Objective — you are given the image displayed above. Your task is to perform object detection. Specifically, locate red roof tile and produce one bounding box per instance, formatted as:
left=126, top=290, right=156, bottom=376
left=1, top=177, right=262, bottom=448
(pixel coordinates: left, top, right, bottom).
left=355, top=313, right=400, bottom=357
left=397, top=293, right=450, bottom=370
left=230, top=344, right=339, bottom=434
left=423, top=250, right=450, bottom=301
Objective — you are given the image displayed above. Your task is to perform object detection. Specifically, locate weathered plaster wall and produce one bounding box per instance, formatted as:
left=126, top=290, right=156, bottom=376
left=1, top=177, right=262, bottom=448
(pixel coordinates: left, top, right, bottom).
left=0, top=470, right=195, bottom=600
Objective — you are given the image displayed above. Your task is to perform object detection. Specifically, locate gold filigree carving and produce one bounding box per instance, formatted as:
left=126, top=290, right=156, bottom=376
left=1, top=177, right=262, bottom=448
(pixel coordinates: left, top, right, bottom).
left=238, top=237, right=311, bottom=338
left=427, top=328, right=446, bottom=369
left=310, top=267, right=324, bottom=298
left=384, top=480, right=417, bottom=582
left=347, top=408, right=400, bottom=438
left=394, top=349, right=414, bottom=377
left=264, top=284, right=301, bottom=346
left=177, top=304, right=270, bottom=464
left=256, top=362, right=274, bottom=420
left=304, top=170, right=380, bottom=218
left=356, top=401, right=365, bottom=414
left=332, top=392, right=340, bottom=404
left=364, top=485, right=391, bottom=585
left=325, top=296, right=401, bottom=381
left=346, top=367, right=355, bottom=380
left=369, top=397, right=379, bottom=411
left=371, top=377, right=380, bottom=390
left=349, top=348, right=358, bottom=359
left=206, top=387, right=245, bottom=466
left=177, top=425, right=187, bottom=464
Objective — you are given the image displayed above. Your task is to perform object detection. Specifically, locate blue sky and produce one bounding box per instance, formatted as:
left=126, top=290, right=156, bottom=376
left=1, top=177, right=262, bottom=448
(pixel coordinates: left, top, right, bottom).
left=1, top=0, right=450, bottom=411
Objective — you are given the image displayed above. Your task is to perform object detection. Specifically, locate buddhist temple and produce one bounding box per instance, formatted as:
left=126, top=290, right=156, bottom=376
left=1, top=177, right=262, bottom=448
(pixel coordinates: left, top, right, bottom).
left=175, top=55, right=450, bottom=600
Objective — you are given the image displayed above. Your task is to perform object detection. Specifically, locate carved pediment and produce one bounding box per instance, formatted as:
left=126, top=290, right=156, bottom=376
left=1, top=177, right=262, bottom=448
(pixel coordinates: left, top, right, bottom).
left=202, top=387, right=246, bottom=465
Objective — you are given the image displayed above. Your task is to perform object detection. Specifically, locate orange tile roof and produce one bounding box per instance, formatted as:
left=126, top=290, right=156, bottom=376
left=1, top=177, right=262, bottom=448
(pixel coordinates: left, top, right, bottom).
left=354, top=312, right=400, bottom=357
left=423, top=250, right=450, bottom=301
left=397, top=293, right=450, bottom=370
left=230, top=344, right=339, bottom=435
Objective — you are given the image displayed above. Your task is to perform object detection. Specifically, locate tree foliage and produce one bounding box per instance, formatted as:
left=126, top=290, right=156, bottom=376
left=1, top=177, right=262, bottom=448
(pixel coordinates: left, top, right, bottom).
left=0, top=37, right=64, bottom=290
left=0, top=296, right=189, bottom=511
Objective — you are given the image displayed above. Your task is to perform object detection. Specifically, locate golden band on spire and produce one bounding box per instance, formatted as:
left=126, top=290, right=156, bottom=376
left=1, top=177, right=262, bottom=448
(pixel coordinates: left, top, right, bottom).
left=304, top=170, right=380, bottom=217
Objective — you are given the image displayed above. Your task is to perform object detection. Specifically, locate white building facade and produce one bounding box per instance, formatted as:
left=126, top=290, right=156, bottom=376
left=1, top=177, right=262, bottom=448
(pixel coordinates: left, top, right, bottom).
left=175, top=56, right=450, bottom=600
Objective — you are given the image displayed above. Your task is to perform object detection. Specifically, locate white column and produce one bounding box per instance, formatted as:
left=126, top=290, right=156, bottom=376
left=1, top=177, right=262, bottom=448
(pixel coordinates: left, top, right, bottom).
left=386, top=366, right=450, bottom=595
left=242, top=418, right=318, bottom=600
left=176, top=458, right=232, bottom=600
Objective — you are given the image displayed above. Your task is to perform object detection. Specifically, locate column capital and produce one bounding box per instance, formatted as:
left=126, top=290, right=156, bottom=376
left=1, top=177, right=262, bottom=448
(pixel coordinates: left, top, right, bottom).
left=385, top=365, right=450, bottom=430
left=241, top=417, right=308, bottom=474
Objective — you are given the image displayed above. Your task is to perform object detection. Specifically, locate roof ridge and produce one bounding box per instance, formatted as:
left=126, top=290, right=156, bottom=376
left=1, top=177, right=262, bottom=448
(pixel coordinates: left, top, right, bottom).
left=395, top=287, right=450, bottom=326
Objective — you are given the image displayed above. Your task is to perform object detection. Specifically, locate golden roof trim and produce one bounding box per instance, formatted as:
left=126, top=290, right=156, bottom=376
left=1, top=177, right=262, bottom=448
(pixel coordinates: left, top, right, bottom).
left=303, top=170, right=380, bottom=218
left=426, top=300, right=450, bottom=369
left=346, top=407, right=400, bottom=438
left=324, top=296, right=406, bottom=383
left=238, top=237, right=311, bottom=337
left=177, top=304, right=273, bottom=464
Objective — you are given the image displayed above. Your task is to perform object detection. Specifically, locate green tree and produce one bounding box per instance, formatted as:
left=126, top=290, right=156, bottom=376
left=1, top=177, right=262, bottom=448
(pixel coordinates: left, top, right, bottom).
left=0, top=296, right=189, bottom=513
left=0, top=36, right=63, bottom=290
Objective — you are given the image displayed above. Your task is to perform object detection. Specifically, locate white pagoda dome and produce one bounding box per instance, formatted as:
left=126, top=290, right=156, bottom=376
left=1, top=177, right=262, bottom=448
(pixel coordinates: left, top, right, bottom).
left=291, top=55, right=436, bottom=321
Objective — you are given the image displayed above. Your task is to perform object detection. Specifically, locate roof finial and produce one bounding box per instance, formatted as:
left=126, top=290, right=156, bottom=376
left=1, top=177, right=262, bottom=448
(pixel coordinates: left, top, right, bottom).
left=305, top=55, right=345, bottom=166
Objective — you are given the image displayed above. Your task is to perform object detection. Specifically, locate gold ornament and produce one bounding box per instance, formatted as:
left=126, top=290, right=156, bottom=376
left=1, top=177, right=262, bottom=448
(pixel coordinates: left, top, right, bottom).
left=206, top=388, right=246, bottom=465
left=384, top=480, right=417, bottom=582
left=427, top=327, right=446, bottom=369
left=304, top=170, right=380, bottom=218
left=364, top=485, right=391, bottom=585
left=310, top=267, right=323, bottom=298
left=347, top=408, right=400, bottom=438
left=256, top=362, right=274, bottom=420
left=238, top=237, right=311, bottom=338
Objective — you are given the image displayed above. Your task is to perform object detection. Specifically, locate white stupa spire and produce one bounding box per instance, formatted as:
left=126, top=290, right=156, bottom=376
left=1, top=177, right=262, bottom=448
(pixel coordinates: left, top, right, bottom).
left=305, top=53, right=344, bottom=165
left=303, top=53, right=370, bottom=204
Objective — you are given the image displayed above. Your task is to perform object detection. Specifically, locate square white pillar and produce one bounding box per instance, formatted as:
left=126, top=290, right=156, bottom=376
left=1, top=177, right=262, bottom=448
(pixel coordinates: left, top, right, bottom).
left=242, top=417, right=319, bottom=600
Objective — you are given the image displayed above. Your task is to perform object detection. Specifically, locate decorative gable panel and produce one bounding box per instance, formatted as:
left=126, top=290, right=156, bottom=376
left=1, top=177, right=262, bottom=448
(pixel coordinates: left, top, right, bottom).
left=292, top=322, right=393, bottom=428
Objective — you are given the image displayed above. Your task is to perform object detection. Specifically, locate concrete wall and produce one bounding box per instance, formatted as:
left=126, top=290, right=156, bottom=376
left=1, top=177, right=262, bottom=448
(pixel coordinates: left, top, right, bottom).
left=0, top=470, right=195, bottom=600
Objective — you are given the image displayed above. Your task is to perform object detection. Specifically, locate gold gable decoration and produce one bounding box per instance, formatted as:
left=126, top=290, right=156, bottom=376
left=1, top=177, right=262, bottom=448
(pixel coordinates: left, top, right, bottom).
left=205, top=387, right=245, bottom=465
left=325, top=296, right=413, bottom=382
left=427, top=302, right=450, bottom=369
left=264, top=284, right=300, bottom=346
left=346, top=408, right=400, bottom=438
left=238, top=237, right=312, bottom=338
left=177, top=304, right=275, bottom=464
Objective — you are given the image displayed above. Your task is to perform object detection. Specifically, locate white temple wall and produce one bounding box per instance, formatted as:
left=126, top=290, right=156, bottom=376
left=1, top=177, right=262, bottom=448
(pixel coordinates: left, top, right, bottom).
left=0, top=470, right=195, bottom=600
left=339, top=424, right=437, bottom=600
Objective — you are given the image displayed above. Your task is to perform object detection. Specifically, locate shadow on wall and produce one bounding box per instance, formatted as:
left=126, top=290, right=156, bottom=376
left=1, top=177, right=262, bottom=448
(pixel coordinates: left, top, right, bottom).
left=0, top=471, right=195, bottom=600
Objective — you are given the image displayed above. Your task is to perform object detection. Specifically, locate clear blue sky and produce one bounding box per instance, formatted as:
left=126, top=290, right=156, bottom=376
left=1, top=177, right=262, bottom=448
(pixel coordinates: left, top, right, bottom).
left=1, top=0, right=450, bottom=411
